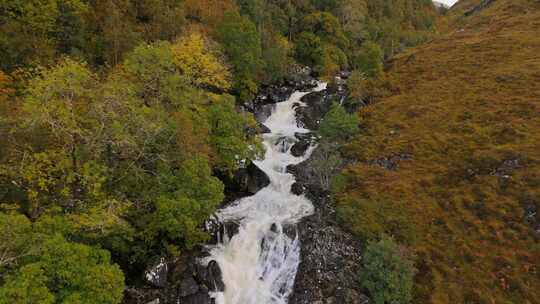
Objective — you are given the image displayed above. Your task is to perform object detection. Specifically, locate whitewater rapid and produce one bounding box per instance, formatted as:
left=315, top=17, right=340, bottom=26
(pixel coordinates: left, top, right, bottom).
left=206, top=82, right=327, bottom=304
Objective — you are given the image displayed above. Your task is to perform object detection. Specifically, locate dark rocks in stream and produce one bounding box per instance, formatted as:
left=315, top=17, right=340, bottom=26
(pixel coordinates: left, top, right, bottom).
left=289, top=82, right=369, bottom=303
left=206, top=220, right=240, bottom=244
left=243, top=66, right=317, bottom=119
left=195, top=260, right=225, bottom=292
left=216, top=162, right=270, bottom=202
left=126, top=252, right=223, bottom=304
left=255, top=85, right=295, bottom=105
left=123, top=252, right=221, bottom=304
left=291, top=182, right=305, bottom=195
left=294, top=87, right=343, bottom=130
left=259, top=122, right=271, bottom=134
left=290, top=140, right=311, bottom=157
left=179, top=292, right=213, bottom=304
left=236, top=162, right=271, bottom=195
left=178, top=276, right=199, bottom=297
left=286, top=66, right=318, bottom=91
left=253, top=103, right=275, bottom=124
left=145, top=258, right=168, bottom=288
left=292, top=132, right=317, bottom=158
left=289, top=152, right=369, bottom=304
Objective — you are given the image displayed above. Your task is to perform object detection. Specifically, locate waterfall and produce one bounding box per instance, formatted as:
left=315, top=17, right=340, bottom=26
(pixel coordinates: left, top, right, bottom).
left=205, top=82, right=327, bottom=304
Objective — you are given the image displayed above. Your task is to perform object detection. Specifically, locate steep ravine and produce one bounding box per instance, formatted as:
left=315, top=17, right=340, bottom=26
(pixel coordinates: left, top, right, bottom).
left=127, top=72, right=367, bottom=304
left=203, top=82, right=327, bottom=304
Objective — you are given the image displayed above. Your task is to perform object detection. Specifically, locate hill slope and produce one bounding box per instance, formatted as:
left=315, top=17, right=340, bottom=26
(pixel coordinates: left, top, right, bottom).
left=337, top=0, right=540, bottom=303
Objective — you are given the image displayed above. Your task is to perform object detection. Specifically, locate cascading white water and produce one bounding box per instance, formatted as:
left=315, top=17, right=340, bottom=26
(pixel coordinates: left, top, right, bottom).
left=205, top=82, right=327, bottom=304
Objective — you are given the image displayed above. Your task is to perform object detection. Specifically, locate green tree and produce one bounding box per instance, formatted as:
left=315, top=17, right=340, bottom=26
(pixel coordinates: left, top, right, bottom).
left=319, top=43, right=348, bottom=76
left=262, top=33, right=293, bottom=83
left=295, top=32, right=324, bottom=69
left=0, top=0, right=89, bottom=70
left=216, top=11, right=263, bottom=101
left=337, top=0, right=368, bottom=42
left=347, top=70, right=367, bottom=102
left=236, top=0, right=265, bottom=26
left=132, top=0, right=186, bottom=42
left=20, top=59, right=101, bottom=218
left=205, top=94, right=262, bottom=170
left=0, top=213, right=34, bottom=271
left=0, top=264, right=55, bottom=304
left=22, top=58, right=97, bottom=151
left=146, top=157, right=224, bottom=250
left=0, top=214, right=124, bottom=304
left=122, top=41, right=185, bottom=107
left=319, top=103, right=359, bottom=141
left=361, top=235, right=416, bottom=304
left=85, top=0, right=140, bottom=66
left=300, top=11, right=349, bottom=50
left=352, top=41, right=383, bottom=78
left=37, top=235, right=124, bottom=303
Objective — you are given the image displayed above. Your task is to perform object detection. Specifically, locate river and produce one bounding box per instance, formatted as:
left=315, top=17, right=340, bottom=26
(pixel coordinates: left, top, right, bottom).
left=205, top=82, right=327, bottom=304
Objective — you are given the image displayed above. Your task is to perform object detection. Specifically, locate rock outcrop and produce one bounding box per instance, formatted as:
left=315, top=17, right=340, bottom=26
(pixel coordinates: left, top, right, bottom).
left=124, top=69, right=359, bottom=304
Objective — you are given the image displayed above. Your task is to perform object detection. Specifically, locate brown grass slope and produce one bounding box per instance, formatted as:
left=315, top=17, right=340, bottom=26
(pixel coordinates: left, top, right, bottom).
left=337, top=0, right=540, bottom=303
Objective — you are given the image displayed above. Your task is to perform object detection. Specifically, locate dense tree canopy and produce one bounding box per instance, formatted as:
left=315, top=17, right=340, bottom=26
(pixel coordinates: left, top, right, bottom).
left=216, top=11, right=263, bottom=101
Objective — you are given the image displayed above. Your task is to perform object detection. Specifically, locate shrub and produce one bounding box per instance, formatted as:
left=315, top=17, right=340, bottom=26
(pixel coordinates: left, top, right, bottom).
left=361, top=235, right=416, bottom=304
left=319, top=103, right=359, bottom=141
left=310, top=141, right=344, bottom=190
left=352, top=41, right=383, bottom=78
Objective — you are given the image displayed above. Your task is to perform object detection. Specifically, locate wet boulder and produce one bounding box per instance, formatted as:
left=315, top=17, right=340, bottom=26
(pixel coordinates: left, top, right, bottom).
left=195, top=260, right=225, bottom=292
left=290, top=141, right=311, bottom=157
left=178, top=275, right=199, bottom=297
left=207, top=261, right=225, bottom=291
left=296, top=90, right=333, bottom=130
left=255, top=85, right=294, bottom=105
left=244, top=121, right=271, bottom=136
left=238, top=163, right=270, bottom=194
left=254, top=104, right=275, bottom=124
left=285, top=66, right=318, bottom=91
left=219, top=162, right=270, bottom=200
left=283, top=224, right=298, bottom=240
left=209, top=221, right=240, bottom=244
left=180, top=292, right=213, bottom=304
left=291, top=182, right=305, bottom=196
left=258, top=122, right=271, bottom=134
left=145, top=258, right=169, bottom=288
left=339, top=70, right=352, bottom=79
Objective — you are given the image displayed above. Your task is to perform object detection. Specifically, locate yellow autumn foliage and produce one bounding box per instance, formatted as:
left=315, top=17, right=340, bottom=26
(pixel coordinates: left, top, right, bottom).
left=171, top=32, right=232, bottom=91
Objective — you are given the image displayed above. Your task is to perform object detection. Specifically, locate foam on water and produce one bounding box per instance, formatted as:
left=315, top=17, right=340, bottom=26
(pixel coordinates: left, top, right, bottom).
left=205, top=82, right=327, bottom=304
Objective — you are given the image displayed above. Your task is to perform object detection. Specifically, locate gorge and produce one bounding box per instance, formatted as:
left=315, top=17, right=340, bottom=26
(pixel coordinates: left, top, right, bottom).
left=206, top=82, right=327, bottom=304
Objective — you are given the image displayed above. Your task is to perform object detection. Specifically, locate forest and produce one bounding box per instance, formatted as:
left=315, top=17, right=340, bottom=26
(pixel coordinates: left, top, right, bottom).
left=3, top=0, right=539, bottom=303
left=0, top=0, right=455, bottom=303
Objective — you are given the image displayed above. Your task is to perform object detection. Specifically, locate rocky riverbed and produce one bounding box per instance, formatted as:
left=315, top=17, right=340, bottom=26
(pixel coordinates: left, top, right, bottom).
left=287, top=81, right=369, bottom=304
left=123, top=68, right=369, bottom=304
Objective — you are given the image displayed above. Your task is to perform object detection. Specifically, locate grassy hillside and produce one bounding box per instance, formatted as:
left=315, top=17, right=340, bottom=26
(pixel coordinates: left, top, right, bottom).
left=336, top=0, right=540, bottom=303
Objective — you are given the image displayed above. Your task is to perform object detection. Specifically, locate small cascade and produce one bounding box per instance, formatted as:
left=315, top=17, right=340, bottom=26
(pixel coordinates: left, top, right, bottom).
left=204, top=82, right=327, bottom=304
